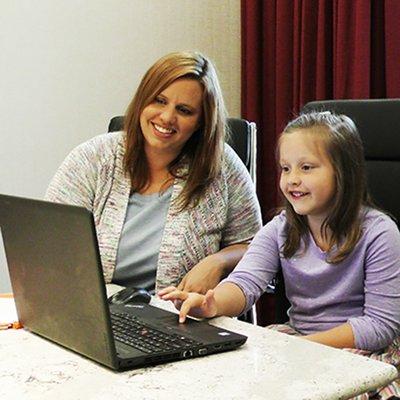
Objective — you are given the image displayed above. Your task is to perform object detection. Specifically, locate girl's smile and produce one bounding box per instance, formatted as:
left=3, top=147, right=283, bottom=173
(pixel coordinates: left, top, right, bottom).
left=289, top=190, right=309, bottom=199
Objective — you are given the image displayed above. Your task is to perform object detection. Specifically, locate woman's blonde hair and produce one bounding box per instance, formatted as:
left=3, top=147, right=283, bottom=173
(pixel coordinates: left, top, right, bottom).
left=124, top=51, right=227, bottom=209
left=278, top=111, right=375, bottom=264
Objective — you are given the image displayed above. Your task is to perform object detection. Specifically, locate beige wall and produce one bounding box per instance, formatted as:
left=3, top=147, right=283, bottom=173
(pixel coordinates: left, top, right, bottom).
left=0, top=0, right=240, bottom=291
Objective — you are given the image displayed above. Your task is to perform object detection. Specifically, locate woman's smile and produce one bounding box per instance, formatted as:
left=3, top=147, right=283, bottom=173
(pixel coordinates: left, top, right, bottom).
left=151, top=122, right=177, bottom=138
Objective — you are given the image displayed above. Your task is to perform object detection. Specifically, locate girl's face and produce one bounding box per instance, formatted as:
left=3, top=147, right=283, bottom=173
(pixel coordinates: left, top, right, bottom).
left=140, top=78, right=203, bottom=159
left=279, top=130, right=336, bottom=228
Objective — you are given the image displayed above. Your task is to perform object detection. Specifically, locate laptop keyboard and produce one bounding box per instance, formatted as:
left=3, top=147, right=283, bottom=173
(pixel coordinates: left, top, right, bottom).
left=111, top=311, right=202, bottom=354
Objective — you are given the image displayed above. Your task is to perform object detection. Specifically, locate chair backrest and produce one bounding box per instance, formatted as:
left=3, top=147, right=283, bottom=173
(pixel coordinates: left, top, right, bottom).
left=108, top=116, right=257, bottom=184
left=302, top=99, right=400, bottom=224
left=226, top=118, right=257, bottom=184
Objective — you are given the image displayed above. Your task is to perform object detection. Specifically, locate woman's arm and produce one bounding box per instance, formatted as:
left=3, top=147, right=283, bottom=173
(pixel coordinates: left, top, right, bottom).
left=177, top=243, right=248, bottom=293
left=45, top=138, right=99, bottom=209
left=177, top=146, right=262, bottom=294
left=220, top=145, right=262, bottom=247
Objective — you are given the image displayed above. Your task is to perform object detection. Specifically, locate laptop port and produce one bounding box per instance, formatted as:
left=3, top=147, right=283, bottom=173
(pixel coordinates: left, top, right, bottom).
left=198, top=348, right=207, bottom=355
left=182, top=350, right=193, bottom=358
left=214, top=344, right=222, bottom=350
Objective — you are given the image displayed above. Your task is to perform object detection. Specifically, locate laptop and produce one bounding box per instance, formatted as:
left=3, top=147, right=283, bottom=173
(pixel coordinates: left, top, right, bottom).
left=0, top=193, right=247, bottom=370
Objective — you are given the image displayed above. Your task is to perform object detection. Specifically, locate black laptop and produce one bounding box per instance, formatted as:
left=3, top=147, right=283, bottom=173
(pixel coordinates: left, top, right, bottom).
left=0, top=194, right=247, bottom=370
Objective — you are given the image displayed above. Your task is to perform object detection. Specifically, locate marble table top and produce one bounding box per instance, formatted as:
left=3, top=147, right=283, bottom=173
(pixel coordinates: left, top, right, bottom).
left=0, top=288, right=397, bottom=400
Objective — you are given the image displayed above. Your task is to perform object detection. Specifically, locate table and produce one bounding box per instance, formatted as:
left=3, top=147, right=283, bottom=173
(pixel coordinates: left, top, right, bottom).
left=0, top=290, right=397, bottom=400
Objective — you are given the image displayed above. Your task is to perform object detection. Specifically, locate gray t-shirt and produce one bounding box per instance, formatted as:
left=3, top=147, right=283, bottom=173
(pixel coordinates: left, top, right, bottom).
left=113, top=187, right=173, bottom=292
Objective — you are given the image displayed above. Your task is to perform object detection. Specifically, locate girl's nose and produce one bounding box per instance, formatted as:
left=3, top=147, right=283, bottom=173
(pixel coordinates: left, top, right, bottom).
left=288, top=172, right=301, bottom=186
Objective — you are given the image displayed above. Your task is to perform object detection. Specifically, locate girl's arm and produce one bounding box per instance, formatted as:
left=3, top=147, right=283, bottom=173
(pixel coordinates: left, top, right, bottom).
left=303, top=323, right=355, bottom=348
left=159, top=282, right=246, bottom=323
left=162, top=214, right=282, bottom=322
left=347, top=216, right=400, bottom=351
left=307, top=215, right=400, bottom=351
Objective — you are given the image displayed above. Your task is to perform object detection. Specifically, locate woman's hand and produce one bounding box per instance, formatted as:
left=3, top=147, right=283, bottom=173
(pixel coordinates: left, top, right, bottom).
left=158, top=286, right=218, bottom=323
left=177, top=255, right=224, bottom=294
left=177, top=244, right=249, bottom=294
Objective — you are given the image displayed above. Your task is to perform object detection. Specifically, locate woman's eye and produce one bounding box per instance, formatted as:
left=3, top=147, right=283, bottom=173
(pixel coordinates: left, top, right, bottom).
left=177, top=106, right=192, bottom=115
left=154, top=97, right=166, bottom=105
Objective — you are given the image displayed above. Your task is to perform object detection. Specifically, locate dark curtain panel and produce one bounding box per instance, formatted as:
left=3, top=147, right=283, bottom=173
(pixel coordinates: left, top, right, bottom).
left=241, top=0, right=400, bottom=326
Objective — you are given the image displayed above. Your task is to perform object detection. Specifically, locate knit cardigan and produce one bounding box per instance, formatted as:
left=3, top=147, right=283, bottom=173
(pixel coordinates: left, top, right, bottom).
left=45, top=131, right=262, bottom=290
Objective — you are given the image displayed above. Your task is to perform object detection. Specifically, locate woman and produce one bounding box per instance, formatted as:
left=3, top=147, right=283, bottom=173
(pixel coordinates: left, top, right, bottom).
left=45, top=51, right=262, bottom=293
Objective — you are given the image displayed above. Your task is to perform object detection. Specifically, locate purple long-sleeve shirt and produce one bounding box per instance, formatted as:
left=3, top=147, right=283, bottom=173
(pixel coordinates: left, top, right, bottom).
left=223, top=208, right=400, bottom=351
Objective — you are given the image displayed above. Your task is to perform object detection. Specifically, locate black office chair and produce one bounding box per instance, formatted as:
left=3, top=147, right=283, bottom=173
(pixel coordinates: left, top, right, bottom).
left=274, top=98, right=400, bottom=324
left=108, top=115, right=258, bottom=323
left=302, top=99, right=400, bottom=224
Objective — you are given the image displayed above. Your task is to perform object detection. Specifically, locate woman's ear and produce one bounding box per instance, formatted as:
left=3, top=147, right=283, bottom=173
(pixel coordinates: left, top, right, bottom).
left=195, top=116, right=204, bottom=133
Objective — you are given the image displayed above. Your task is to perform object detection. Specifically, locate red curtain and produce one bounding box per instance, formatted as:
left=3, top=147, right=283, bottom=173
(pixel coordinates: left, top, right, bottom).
left=241, top=0, right=400, bottom=325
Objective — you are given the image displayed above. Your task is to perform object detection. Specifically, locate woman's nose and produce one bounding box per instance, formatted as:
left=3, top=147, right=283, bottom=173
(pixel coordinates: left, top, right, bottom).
left=159, top=106, right=177, bottom=125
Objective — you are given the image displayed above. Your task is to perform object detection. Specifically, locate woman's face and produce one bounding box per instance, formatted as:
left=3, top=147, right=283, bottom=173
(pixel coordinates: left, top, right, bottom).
left=140, top=78, right=203, bottom=158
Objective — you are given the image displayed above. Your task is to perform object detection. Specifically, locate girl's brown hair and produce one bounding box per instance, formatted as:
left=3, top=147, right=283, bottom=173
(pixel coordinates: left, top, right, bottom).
left=124, top=51, right=227, bottom=209
left=278, top=111, right=375, bottom=263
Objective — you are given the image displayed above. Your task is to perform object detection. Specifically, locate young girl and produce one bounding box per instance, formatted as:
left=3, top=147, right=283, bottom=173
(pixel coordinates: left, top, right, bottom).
left=159, top=111, right=400, bottom=399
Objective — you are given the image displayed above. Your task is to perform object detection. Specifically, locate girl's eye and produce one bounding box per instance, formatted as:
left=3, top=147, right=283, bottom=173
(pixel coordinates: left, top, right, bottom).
left=302, top=165, right=313, bottom=171
left=280, top=165, right=290, bottom=172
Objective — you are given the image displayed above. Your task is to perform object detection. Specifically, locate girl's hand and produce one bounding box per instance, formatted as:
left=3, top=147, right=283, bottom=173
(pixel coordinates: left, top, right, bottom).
left=158, top=286, right=218, bottom=323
